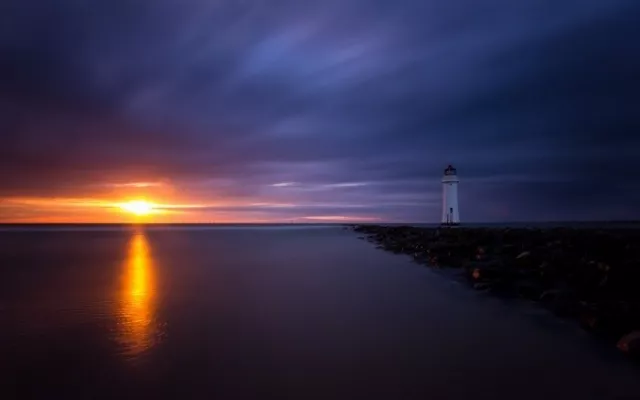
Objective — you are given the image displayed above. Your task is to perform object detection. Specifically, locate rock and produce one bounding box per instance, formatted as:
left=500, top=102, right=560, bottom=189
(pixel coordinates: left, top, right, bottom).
left=473, top=282, right=491, bottom=291
left=579, top=302, right=636, bottom=337
left=539, top=289, right=582, bottom=318
left=475, top=246, right=489, bottom=261
left=500, top=244, right=519, bottom=256
left=539, top=289, right=561, bottom=302
left=468, top=264, right=503, bottom=281
left=617, top=331, right=640, bottom=358
left=514, top=280, right=544, bottom=300
left=486, top=280, right=517, bottom=298
left=464, top=260, right=506, bottom=282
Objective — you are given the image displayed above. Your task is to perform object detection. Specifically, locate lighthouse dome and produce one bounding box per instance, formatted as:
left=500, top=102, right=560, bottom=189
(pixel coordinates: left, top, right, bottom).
left=444, top=165, right=457, bottom=176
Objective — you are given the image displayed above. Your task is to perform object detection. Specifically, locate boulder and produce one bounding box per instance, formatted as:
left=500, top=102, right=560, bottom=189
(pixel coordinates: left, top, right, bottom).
left=466, top=262, right=504, bottom=281
left=486, top=280, right=517, bottom=298
left=579, top=302, right=634, bottom=337
left=539, top=289, right=582, bottom=318
left=514, top=280, right=544, bottom=300
left=617, top=331, right=640, bottom=358
left=473, top=282, right=492, bottom=291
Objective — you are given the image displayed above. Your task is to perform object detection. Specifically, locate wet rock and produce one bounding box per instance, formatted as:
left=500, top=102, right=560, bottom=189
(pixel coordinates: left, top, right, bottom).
left=472, top=269, right=481, bottom=280
left=464, top=261, right=504, bottom=281
left=514, top=280, right=544, bottom=300
left=473, top=282, right=492, bottom=291
left=485, top=280, right=517, bottom=298
left=540, top=289, right=582, bottom=318
left=617, top=331, right=640, bottom=358
left=579, top=302, right=636, bottom=338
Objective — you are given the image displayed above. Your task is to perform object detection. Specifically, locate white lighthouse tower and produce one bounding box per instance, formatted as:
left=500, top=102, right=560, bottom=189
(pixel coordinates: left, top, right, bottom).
left=441, top=165, right=460, bottom=226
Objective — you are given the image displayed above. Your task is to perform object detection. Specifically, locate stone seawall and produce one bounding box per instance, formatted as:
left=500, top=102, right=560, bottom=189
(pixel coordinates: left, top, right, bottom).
left=352, top=224, right=640, bottom=359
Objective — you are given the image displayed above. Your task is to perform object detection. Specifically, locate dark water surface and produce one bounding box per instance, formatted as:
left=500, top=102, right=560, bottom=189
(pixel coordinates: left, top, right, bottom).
left=1, top=226, right=639, bottom=399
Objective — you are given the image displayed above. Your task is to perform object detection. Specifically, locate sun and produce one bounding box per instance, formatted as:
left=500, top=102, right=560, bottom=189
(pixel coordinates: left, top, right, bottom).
left=119, top=200, right=155, bottom=216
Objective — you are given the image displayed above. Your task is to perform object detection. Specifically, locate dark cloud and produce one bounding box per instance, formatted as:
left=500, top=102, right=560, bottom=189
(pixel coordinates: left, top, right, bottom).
left=1, top=0, right=639, bottom=222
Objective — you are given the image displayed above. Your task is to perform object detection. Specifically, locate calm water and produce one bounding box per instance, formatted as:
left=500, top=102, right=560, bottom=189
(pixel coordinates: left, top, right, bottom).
left=1, top=226, right=639, bottom=399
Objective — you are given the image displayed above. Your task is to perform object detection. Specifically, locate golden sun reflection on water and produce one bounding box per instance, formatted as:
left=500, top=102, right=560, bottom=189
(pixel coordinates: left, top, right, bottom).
left=118, top=232, right=159, bottom=357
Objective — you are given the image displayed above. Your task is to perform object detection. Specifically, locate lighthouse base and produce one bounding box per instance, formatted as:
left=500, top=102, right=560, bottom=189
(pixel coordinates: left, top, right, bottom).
left=440, top=222, right=460, bottom=228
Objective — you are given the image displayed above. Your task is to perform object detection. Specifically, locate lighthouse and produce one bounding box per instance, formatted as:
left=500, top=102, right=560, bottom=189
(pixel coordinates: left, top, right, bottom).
left=441, top=165, right=460, bottom=226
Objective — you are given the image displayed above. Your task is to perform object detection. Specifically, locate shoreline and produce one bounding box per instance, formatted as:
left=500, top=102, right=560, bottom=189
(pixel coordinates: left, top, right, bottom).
left=351, top=224, right=640, bottom=360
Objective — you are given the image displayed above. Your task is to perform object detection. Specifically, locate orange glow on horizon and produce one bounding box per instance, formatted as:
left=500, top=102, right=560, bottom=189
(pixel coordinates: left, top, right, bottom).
left=0, top=195, right=380, bottom=223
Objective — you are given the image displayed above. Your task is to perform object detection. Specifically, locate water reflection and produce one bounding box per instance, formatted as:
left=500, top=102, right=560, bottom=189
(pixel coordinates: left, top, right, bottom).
left=118, top=231, right=159, bottom=358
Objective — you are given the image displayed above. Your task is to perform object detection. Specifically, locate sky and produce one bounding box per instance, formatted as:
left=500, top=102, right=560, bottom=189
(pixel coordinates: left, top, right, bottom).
left=0, top=0, right=639, bottom=223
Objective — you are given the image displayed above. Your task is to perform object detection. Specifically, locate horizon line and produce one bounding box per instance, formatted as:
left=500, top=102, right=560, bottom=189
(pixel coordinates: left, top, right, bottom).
left=0, top=220, right=638, bottom=226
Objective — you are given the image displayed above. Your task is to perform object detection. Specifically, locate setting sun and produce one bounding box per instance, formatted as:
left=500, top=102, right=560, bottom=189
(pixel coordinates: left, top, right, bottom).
left=119, top=200, right=155, bottom=216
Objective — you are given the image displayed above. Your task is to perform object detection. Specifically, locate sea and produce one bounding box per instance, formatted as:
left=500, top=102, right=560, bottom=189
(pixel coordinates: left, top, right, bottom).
left=1, top=224, right=639, bottom=399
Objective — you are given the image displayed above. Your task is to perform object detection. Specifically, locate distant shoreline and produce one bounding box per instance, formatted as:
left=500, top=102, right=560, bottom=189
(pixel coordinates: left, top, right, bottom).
left=0, top=222, right=349, bottom=227
left=0, top=220, right=638, bottom=228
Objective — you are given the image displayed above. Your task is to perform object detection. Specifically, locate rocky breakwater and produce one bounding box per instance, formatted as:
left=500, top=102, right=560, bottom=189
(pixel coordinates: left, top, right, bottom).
left=353, top=224, right=640, bottom=360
